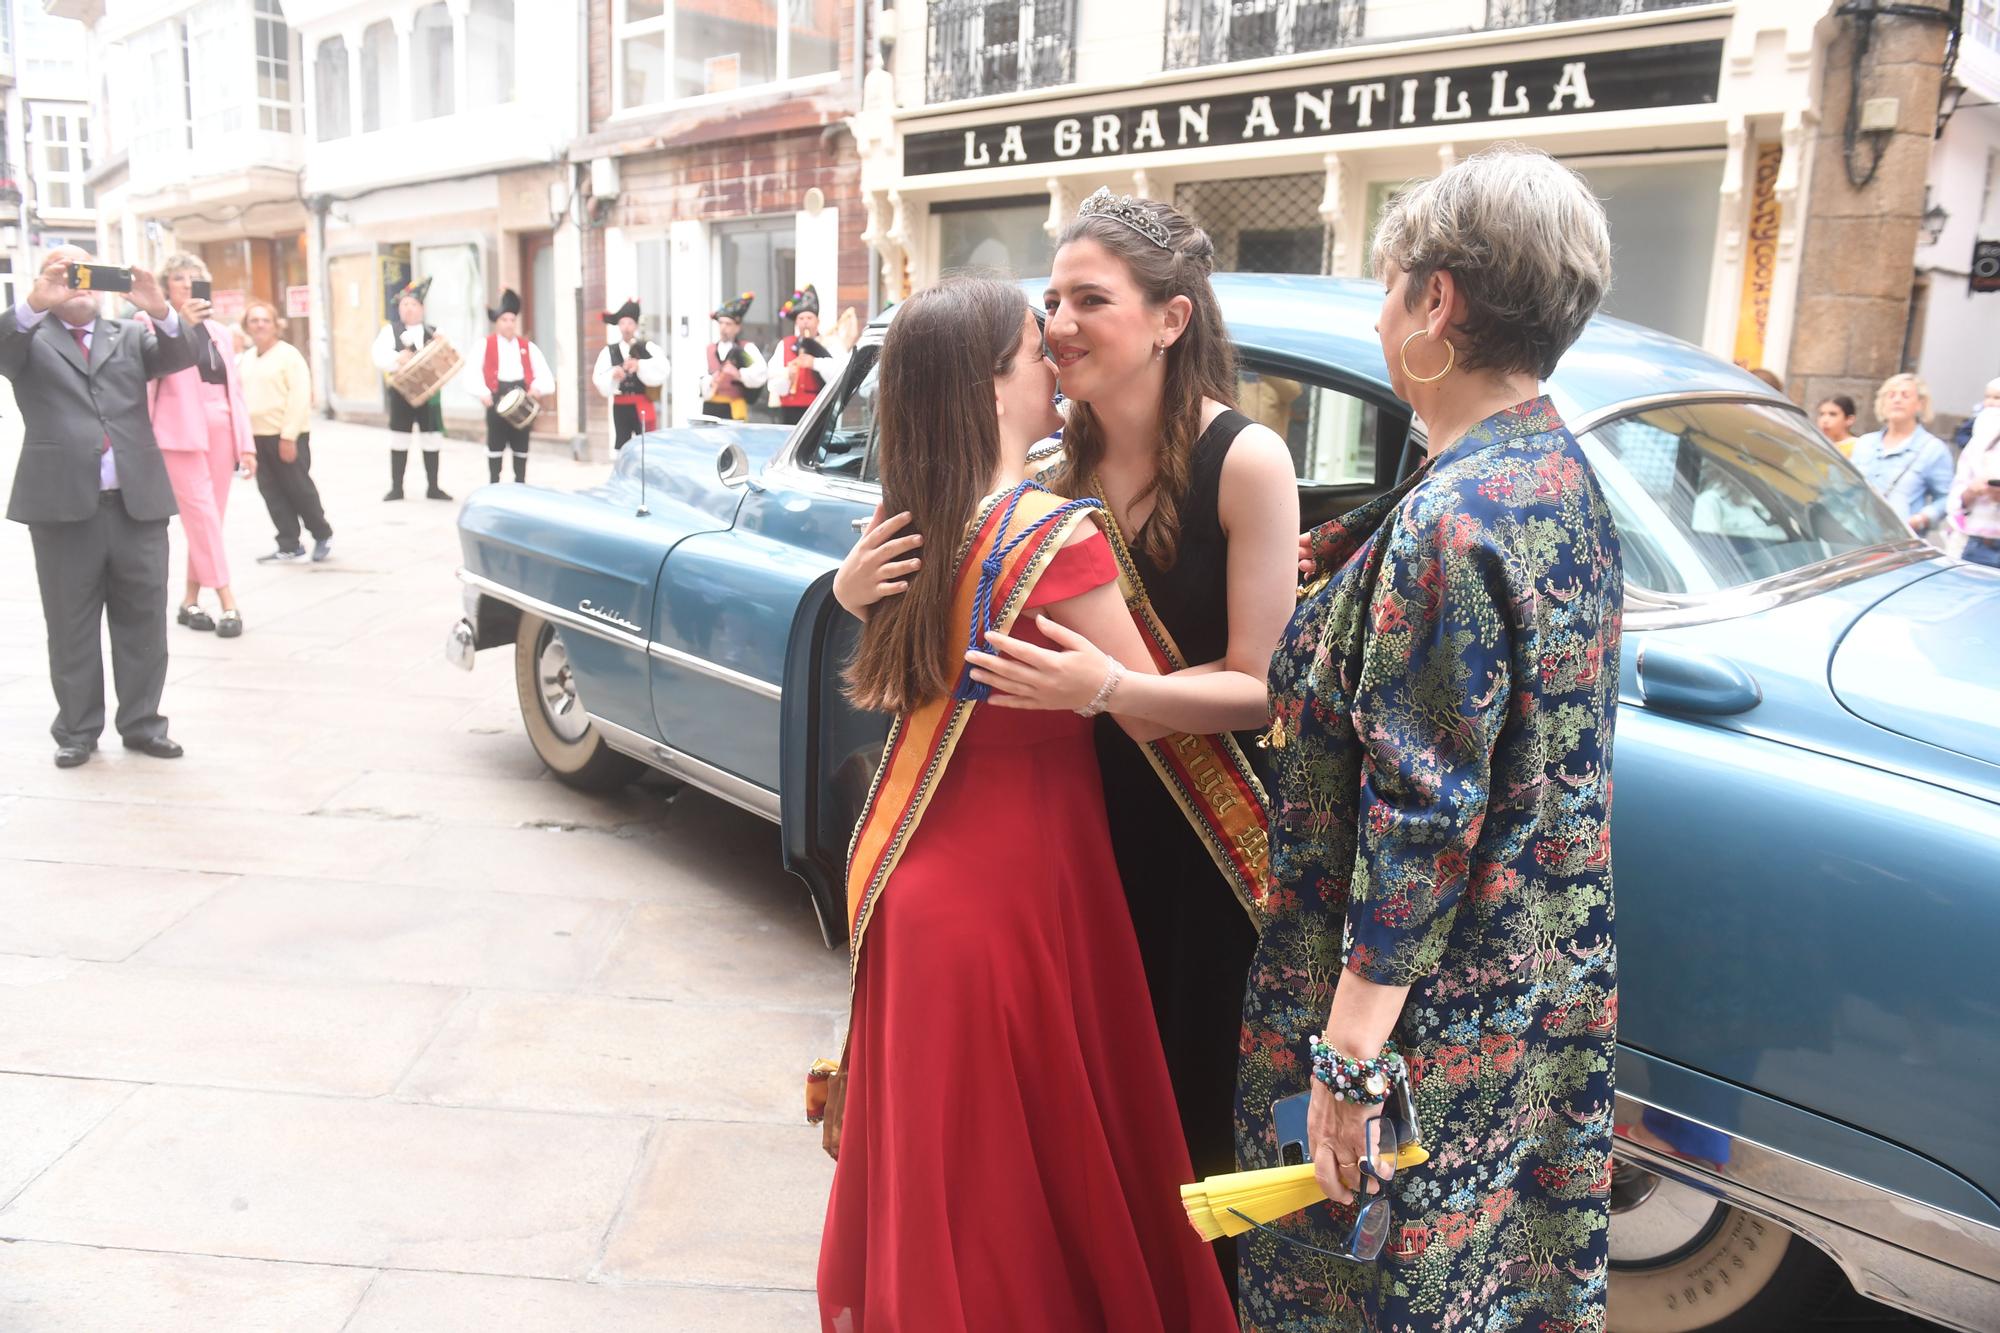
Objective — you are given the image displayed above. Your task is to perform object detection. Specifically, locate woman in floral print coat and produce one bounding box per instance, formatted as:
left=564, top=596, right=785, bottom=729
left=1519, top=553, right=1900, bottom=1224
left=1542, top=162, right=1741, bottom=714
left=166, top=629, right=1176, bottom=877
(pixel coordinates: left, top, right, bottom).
left=1240, top=145, right=1623, bottom=1333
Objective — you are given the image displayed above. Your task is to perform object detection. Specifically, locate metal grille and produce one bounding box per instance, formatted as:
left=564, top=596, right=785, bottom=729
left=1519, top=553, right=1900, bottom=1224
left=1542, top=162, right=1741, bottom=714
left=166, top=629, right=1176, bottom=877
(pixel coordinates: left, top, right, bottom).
left=1164, top=0, right=1364, bottom=71
left=1485, top=0, right=1705, bottom=31
left=1176, top=174, right=1328, bottom=275
left=928, top=0, right=1077, bottom=103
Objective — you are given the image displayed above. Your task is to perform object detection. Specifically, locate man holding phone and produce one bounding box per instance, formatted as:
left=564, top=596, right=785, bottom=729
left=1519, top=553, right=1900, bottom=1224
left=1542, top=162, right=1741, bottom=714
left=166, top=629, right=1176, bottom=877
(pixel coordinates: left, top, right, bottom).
left=0, top=246, right=207, bottom=767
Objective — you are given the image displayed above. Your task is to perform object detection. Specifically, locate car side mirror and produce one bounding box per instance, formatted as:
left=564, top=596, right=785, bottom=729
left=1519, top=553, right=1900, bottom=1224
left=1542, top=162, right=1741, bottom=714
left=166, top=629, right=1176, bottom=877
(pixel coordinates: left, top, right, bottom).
left=718, top=441, right=757, bottom=490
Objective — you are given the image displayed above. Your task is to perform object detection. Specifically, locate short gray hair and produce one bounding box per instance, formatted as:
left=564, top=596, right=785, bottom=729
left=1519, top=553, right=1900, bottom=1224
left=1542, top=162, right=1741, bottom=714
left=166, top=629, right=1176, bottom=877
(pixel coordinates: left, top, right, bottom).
left=1371, top=145, right=1611, bottom=380
left=161, top=252, right=212, bottom=282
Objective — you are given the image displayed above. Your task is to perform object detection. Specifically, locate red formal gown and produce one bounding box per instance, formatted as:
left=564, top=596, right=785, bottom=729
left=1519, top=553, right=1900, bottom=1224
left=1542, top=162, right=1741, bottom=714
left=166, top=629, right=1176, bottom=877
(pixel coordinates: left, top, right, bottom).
left=819, top=533, right=1239, bottom=1333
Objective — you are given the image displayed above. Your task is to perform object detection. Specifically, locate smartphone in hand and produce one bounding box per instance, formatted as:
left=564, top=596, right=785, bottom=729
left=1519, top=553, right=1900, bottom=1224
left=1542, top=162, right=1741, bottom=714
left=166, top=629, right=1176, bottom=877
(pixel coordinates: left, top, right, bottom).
left=191, top=279, right=212, bottom=301
left=68, top=263, right=135, bottom=294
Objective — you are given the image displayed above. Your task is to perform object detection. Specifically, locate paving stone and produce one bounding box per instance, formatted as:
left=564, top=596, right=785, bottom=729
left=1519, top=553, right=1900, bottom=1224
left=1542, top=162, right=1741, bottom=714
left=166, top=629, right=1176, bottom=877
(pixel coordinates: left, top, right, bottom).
left=600, top=1119, right=834, bottom=1288
left=315, top=768, right=663, bottom=830
left=0, top=862, right=224, bottom=961
left=398, top=989, right=838, bottom=1122
left=343, top=1270, right=818, bottom=1332
left=0, top=798, right=435, bottom=880
left=0, top=1074, right=135, bottom=1204
left=0, top=957, right=456, bottom=1095
left=135, top=876, right=629, bottom=990
left=0, top=1242, right=374, bottom=1333
left=0, top=1085, right=649, bottom=1278
left=595, top=899, right=846, bottom=1011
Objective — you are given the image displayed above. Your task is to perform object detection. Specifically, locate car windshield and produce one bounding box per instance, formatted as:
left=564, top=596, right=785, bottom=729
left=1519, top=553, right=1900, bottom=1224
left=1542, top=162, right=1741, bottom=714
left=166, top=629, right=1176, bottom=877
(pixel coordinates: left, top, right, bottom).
left=1578, top=400, right=1913, bottom=597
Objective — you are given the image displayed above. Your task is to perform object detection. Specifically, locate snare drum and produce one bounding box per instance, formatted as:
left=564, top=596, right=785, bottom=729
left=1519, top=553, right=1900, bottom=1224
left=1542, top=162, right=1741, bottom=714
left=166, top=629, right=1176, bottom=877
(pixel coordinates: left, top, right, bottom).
left=495, top=387, right=541, bottom=430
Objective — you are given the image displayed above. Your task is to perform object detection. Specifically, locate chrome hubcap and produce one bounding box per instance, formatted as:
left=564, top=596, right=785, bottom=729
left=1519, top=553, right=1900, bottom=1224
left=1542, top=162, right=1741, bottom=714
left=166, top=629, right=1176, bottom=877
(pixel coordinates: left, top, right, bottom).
left=1608, top=1160, right=1728, bottom=1269
left=536, top=628, right=590, bottom=743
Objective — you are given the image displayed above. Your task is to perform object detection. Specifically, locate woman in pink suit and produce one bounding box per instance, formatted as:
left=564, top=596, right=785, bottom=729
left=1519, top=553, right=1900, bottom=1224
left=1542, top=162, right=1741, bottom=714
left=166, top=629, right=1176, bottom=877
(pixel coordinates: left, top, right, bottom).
left=152, top=255, right=256, bottom=638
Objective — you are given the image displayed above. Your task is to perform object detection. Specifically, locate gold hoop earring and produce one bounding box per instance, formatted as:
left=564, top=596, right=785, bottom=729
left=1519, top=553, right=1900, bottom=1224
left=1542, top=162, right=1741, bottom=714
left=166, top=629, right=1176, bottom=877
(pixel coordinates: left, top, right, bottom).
left=1400, top=329, right=1455, bottom=384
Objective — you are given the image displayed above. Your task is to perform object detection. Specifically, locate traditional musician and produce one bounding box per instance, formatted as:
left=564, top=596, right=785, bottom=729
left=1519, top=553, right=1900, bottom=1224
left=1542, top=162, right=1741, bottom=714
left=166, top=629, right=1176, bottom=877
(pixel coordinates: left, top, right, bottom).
left=459, top=288, right=552, bottom=485
left=591, top=298, right=667, bottom=450
left=770, top=285, right=841, bottom=425
left=700, top=291, right=767, bottom=421
left=369, top=276, right=450, bottom=502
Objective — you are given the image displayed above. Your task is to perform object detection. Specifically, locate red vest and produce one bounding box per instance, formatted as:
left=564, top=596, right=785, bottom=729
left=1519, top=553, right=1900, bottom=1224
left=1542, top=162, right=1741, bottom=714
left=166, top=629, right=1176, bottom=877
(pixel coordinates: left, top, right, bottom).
left=483, top=336, right=533, bottom=394
left=781, top=335, right=824, bottom=408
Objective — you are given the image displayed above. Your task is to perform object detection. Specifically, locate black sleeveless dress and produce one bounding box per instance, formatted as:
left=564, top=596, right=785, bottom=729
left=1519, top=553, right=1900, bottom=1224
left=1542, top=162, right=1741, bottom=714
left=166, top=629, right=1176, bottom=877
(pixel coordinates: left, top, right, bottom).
left=1092, top=409, right=1265, bottom=1298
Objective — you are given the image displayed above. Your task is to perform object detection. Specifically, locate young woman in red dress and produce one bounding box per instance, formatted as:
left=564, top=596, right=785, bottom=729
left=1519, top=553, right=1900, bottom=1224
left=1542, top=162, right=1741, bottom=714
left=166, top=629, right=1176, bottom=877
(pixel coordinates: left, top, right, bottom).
left=817, top=277, right=1237, bottom=1333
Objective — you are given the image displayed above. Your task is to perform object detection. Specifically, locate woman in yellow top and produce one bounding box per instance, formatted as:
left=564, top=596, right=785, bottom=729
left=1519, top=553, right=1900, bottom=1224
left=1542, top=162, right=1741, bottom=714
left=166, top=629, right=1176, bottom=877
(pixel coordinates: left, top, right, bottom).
left=1817, top=394, right=1859, bottom=458
left=237, top=301, right=334, bottom=563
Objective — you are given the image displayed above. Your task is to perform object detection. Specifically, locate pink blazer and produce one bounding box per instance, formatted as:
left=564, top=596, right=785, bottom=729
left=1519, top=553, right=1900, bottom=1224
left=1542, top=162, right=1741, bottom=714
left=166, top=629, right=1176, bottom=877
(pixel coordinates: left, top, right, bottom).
left=143, top=315, right=253, bottom=458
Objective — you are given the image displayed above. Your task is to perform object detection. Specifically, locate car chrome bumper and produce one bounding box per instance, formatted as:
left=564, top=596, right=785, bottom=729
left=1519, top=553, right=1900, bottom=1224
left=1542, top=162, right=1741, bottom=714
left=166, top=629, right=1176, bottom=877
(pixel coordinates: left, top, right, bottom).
left=445, top=617, right=477, bottom=671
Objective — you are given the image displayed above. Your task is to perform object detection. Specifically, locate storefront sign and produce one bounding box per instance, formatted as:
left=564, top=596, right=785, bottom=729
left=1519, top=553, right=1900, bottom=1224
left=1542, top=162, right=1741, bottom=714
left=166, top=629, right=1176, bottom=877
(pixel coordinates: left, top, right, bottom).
left=210, top=288, right=248, bottom=323
left=286, top=283, right=312, bottom=318
left=1732, top=141, right=1783, bottom=368
left=906, top=40, right=1723, bottom=177
left=1972, top=239, right=2000, bottom=294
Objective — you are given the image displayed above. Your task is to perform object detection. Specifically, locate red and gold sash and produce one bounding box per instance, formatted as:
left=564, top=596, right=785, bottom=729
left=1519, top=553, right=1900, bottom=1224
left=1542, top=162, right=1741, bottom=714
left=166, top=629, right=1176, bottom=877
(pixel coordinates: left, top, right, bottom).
left=1090, top=479, right=1273, bottom=927
left=843, top=482, right=1103, bottom=972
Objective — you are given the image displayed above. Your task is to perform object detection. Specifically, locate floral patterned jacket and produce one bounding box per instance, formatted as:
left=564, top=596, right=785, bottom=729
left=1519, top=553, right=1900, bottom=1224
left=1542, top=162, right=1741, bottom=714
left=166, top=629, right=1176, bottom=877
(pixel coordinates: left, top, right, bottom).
left=1237, top=397, right=1624, bottom=1333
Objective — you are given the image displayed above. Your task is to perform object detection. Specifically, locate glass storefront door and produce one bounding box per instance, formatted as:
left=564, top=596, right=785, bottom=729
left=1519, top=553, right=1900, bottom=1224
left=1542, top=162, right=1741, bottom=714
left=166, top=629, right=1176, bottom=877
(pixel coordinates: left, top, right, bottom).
left=716, top=216, right=797, bottom=421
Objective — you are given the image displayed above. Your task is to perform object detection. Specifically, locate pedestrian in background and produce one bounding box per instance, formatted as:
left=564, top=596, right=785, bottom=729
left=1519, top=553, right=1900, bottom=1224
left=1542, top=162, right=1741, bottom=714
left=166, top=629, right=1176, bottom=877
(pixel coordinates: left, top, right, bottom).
left=1851, top=373, right=1955, bottom=538
left=150, top=253, right=256, bottom=639
left=239, top=300, right=332, bottom=563
left=592, top=299, right=667, bottom=451
left=1946, top=405, right=2000, bottom=569
left=371, top=277, right=451, bottom=501
left=2, top=247, right=202, bottom=768
left=1951, top=376, right=2000, bottom=449
left=462, top=288, right=552, bottom=485
left=1817, top=393, right=1859, bottom=457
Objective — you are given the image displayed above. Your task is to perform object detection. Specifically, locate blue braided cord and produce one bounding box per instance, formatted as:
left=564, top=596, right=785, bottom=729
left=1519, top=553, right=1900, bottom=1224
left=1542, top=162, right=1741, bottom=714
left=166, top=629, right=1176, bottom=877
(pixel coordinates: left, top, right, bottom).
left=953, top=483, right=1105, bottom=702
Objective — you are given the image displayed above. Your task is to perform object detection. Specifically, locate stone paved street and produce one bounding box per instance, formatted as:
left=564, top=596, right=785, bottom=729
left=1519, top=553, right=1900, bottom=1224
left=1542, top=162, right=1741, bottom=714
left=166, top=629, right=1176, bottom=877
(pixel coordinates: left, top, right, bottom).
left=0, top=403, right=847, bottom=1331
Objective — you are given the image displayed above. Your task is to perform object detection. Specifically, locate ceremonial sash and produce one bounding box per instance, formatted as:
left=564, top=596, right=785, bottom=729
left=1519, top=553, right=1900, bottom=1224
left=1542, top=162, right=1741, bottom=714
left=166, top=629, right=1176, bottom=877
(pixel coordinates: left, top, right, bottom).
left=843, top=482, right=1103, bottom=974
left=1089, top=477, right=1273, bottom=927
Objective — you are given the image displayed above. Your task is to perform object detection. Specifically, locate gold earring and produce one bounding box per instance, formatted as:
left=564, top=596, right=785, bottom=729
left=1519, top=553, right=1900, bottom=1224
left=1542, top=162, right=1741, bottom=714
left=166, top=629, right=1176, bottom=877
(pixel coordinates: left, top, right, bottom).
left=1400, top=329, right=1454, bottom=384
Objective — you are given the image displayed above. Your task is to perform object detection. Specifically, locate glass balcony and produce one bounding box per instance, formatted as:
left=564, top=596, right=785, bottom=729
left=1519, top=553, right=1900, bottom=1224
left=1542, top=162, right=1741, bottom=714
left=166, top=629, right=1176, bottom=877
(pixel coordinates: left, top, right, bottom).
left=927, top=0, right=1078, bottom=102
left=1163, top=0, right=1705, bottom=71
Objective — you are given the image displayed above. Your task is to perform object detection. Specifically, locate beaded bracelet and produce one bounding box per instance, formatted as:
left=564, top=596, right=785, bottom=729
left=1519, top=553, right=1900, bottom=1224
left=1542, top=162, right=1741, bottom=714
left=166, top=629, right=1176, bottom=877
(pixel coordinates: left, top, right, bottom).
left=1074, top=658, right=1126, bottom=718
left=1309, top=1037, right=1407, bottom=1105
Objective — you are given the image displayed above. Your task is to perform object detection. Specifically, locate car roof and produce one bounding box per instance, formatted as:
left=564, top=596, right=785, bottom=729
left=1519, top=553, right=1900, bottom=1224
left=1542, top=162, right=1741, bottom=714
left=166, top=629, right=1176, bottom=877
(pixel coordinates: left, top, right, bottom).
left=865, top=272, right=1788, bottom=428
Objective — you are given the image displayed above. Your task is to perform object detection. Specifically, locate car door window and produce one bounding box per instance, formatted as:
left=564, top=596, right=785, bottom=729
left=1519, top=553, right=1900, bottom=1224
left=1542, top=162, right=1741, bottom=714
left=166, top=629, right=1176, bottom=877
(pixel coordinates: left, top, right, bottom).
left=1237, top=360, right=1405, bottom=527
left=805, top=344, right=880, bottom=483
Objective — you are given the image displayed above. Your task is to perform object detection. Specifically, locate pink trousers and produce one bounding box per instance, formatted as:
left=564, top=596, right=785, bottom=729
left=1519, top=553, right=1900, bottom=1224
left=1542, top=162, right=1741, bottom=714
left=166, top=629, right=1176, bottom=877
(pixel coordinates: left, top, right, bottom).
left=162, top=392, right=239, bottom=589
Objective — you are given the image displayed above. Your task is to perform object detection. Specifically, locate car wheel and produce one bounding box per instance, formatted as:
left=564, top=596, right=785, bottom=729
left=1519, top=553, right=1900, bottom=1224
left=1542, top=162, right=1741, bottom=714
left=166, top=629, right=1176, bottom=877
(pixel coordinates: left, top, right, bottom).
left=513, top=612, right=644, bottom=792
left=1608, top=1160, right=1843, bottom=1332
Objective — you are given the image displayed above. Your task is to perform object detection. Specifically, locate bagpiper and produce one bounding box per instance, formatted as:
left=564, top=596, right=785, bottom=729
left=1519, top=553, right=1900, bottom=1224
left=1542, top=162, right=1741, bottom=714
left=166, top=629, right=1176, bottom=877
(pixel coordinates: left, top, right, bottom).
left=701, top=291, right=767, bottom=421
left=369, top=275, right=450, bottom=501
left=591, top=298, right=668, bottom=450
left=771, top=284, right=843, bottom=425
left=459, top=288, right=553, bottom=484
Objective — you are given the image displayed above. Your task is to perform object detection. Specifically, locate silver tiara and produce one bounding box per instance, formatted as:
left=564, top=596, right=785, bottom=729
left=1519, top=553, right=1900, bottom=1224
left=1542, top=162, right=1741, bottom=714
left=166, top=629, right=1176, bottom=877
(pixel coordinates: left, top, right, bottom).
left=1075, top=187, right=1171, bottom=250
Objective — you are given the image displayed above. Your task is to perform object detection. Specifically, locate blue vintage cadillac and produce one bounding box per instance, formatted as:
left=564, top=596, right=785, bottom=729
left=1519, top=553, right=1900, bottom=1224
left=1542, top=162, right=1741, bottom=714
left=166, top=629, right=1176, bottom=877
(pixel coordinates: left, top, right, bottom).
left=450, top=273, right=2000, bottom=1332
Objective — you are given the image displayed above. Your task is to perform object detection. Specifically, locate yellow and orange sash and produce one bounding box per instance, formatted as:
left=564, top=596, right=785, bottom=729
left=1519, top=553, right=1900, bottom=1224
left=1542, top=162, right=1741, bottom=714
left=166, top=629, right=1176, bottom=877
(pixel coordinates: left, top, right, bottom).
left=843, top=482, right=1104, bottom=972
left=1089, top=480, right=1273, bottom=927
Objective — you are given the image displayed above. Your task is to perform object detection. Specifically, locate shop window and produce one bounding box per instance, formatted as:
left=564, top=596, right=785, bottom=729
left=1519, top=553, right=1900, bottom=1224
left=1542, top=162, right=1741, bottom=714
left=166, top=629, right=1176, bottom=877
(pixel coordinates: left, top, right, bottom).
left=616, top=0, right=839, bottom=111
left=314, top=35, right=351, bottom=141
left=361, top=21, right=400, bottom=133
left=415, top=243, right=484, bottom=407
left=1578, top=157, right=1722, bottom=348
left=466, top=0, right=516, bottom=107
left=633, top=238, right=673, bottom=348
left=1176, top=175, right=1327, bottom=275
left=937, top=197, right=1053, bottom=280
left=253, top=0, right=294, bottom=132
left=410, top=4, right=456, bottom=121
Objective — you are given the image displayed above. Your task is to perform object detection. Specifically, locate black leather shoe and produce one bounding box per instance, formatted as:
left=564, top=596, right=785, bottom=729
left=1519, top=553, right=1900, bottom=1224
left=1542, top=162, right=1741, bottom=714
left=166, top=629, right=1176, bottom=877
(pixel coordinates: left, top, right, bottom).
left=425, top=486, right=453, bottom=501
left=121, top=735, right=185, bottom=759
left=383, top=487, right=405, bottom=501
left=54, top=743, right=92, bottom=768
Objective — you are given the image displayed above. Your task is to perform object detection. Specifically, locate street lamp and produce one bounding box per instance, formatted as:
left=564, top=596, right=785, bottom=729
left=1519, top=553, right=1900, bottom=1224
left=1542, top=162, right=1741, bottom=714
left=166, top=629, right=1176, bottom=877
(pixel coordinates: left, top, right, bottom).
left=1920, top=200, right=1950, bottom=246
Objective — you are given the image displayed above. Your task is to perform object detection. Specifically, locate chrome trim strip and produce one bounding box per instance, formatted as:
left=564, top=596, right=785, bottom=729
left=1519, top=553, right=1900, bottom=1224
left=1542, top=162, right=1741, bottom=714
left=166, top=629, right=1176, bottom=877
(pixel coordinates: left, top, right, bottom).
left=646, top=639, right=782, bottom=701
left=458, top=569, right=648, bottom=655
left=588, top=714, right=781, bottom=821
left=1614, top=1092, right=2000, bottom=1331
left=458, top=569, right=783, bottom=701
left=1567, top=388, right=1801, bottom=438
left=1621, top=543, right=1939, bottom=632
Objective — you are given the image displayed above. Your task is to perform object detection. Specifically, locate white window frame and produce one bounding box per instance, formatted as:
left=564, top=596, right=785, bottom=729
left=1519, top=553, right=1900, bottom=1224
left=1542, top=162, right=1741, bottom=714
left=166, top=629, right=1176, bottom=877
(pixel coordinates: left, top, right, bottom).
left=1971, top=0, right=2000, bottom=55
left=252, top=0, right=297, bottom=133
left=32, top=105, right=94, bottom=214
left=409, top=2, right=458, bottom=123
left=611, top=0, right=841, bottom=119
left=313, top=33, right=353, bottom=141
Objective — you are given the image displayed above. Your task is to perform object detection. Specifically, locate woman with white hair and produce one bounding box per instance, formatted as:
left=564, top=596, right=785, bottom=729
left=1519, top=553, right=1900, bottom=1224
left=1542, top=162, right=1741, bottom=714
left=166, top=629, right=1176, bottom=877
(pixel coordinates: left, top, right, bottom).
left=1850, top=373, right=1956, bottom=536
left=1946, top=403, right=2000, bottom=568
left=1241, top=146, right=1623, bottom=1331
left=150, top=253, right=256, bottom=637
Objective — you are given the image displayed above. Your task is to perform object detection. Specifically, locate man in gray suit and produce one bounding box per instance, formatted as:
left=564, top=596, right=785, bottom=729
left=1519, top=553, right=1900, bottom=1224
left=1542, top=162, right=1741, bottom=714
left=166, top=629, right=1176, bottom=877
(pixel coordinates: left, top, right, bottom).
left=3, top=247, right=209, bottom=767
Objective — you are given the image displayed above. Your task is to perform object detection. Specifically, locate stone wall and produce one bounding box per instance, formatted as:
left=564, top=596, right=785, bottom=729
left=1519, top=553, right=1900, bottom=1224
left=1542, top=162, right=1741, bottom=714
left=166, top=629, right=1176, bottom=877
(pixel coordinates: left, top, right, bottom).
left=1787, top=0, right=1953, bottom=426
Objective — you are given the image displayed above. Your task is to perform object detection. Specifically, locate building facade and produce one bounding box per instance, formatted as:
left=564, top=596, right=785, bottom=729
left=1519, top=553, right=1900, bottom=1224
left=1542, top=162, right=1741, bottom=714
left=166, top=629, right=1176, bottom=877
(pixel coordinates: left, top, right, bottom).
left=860, top=0, right=1837, bottom=379
left=5, top=0, right=97, bottom=309
left=572, top=0, right=871, bottom=442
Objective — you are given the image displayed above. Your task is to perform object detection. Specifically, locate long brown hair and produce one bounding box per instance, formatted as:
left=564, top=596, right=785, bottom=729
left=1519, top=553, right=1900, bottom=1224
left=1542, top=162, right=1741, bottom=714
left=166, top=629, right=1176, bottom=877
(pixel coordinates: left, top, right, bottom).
left=1050, top=198, right=1235, bottom=569
left=845, top=277, right=1036, bottom=714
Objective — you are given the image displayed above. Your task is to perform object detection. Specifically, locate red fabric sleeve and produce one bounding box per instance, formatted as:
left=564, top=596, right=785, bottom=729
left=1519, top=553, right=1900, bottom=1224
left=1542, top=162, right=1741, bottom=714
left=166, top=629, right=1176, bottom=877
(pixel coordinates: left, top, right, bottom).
left=1023, top=529, right=1117, bottom=609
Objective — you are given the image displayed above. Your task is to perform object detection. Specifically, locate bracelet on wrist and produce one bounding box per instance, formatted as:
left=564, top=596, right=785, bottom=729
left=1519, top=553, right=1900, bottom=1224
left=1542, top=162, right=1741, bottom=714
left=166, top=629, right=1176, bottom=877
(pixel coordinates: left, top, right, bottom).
left=1309, top=1036, right=1406, bottom=1105
left=1074, top=657, right=1125, bottom=718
